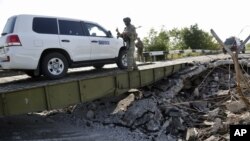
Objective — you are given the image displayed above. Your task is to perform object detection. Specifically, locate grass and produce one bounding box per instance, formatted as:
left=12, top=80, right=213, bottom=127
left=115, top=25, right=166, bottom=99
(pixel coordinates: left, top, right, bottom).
left=246, top=45, right=250, bottom=51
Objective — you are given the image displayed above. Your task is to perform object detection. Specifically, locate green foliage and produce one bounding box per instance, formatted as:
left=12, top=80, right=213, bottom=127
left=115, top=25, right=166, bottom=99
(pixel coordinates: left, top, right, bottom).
left=143, top=28, right=170, bottom=51
left=246, top=43, right=250, bottom=50
left=143, top=24, right=219, bottom=51
left=182, top=24, right=218, bottom=50
left=168, top=28, right=188, bottom=50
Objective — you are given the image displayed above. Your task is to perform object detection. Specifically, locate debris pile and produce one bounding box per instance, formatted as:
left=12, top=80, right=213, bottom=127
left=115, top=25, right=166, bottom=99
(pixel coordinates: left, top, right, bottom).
left=53, top=63, right=250, bottom=141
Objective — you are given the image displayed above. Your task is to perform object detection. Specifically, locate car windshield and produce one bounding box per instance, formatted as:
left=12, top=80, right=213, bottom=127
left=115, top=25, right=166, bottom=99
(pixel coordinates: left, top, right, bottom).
left=224, top=37, right=236, bottom=46
left=1, top=16, right=17, bottom=36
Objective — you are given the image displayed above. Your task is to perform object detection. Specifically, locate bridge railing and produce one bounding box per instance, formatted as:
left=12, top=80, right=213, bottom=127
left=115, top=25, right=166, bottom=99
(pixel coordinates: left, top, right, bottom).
left=143, top=49, right=223, bottom=61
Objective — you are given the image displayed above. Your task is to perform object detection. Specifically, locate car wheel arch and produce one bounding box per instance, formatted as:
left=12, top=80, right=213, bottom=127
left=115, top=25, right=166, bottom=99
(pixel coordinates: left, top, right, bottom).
left=118, top=46, right=127, bottom=56
left=39, top=48, right=72, bottom=66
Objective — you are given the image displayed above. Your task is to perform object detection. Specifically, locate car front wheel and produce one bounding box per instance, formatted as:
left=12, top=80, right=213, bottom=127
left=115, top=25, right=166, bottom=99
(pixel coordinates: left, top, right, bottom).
left=222, top=48, right=227, bottom=54
left=117, top=49, right=128, bottom=69
left=41, top=52, right=68, bottom=79
left=242, top=48, right=245, bottom=54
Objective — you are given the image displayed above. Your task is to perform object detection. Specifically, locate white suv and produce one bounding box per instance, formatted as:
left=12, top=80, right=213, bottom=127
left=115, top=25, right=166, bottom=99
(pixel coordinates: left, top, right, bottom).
left=0, top=14, right=128, bottom=79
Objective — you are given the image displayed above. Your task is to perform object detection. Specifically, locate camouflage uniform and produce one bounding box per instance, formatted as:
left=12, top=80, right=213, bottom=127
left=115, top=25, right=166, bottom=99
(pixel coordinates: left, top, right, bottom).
left=122, top=17, right=138, bottom=71
left=135, top=38, right=144, bottom=62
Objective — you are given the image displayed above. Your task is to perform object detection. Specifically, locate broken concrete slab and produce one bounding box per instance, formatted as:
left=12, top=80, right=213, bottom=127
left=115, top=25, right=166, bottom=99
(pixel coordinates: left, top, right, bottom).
left=206, top=108, right=220, bottom=120
left=211, top=118, right=222, bottom=133
left=191, top=101, right=209, bottom=112
left=112, top=93, right=135, bottom=114
left=122, top=98, right=160, bottom=126
left=226, top=100, right=246, bottom=113
left=186, top=128, right=199, bottom=141
left=204, top=135, right=220, bottom=141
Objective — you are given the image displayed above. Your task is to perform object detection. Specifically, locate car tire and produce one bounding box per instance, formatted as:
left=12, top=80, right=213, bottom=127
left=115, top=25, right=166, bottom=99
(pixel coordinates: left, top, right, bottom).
left=117, top=49, right=128, bottom=69
left=242, top=48, right=245, bottom=54
left=222, top=48, right=227, bottom=54
left=93, top=64, right=104, bottom=69
left=41, top=52, right=68, bottom=79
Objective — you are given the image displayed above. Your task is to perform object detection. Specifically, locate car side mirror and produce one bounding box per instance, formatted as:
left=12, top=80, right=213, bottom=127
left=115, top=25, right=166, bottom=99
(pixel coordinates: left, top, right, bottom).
left=107, top=31, right=112, bottom=38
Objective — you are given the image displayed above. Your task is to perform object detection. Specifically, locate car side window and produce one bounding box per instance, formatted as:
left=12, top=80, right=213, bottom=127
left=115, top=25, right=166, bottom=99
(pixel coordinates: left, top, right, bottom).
left=85, top=23, right=107, bottom=37
left=33, top=17, right=58, bottom=34
left=59, top=20, right=84, bottom=36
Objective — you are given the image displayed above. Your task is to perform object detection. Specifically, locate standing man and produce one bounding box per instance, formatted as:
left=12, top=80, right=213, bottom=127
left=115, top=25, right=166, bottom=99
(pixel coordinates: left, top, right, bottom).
left=116, top=17, right=138, bottom=71
left=135, top=37, right=144, bottom=62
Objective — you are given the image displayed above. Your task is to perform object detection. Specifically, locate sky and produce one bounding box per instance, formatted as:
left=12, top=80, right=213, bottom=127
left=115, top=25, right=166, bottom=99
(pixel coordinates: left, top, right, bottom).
left=0, top=0, right=250, bottom=41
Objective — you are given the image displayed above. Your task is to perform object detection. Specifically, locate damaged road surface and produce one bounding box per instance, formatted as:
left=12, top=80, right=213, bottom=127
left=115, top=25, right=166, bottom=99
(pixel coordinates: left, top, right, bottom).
left=1, top=54, right=250, bottom=141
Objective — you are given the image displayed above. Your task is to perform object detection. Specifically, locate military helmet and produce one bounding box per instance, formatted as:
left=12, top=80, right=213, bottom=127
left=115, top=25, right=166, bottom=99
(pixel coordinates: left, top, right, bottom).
left=123, top=17, right=131, bottom=22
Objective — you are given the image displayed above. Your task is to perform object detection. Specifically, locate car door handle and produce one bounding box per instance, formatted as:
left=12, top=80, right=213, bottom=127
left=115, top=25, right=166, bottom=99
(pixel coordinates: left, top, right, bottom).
left=61, top=40, right=70, bottom=42
left=91, top=40, right=98, bottom=43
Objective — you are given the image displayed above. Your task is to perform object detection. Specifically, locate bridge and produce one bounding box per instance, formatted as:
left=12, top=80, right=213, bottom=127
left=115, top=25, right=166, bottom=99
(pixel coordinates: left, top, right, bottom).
left=0, top=53, right=250, bottom=116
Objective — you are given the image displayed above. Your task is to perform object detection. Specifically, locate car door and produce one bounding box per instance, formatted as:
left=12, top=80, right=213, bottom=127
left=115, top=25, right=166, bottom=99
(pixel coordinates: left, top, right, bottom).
left=58, top=19, right=91, bottom=62
left=84, top=22, right=117, bottom=60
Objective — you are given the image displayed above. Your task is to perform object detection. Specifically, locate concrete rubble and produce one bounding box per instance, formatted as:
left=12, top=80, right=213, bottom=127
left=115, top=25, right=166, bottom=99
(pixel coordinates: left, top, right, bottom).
left=1, top=59, right=250, bottom=141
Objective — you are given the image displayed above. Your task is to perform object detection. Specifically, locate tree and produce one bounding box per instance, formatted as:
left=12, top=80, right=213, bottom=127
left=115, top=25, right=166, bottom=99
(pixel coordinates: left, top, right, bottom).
left=143, top=28, right=170, bottom=51
left=143, top=24, right=219, bottom=51
left=182, top=24, right=218, bottom=50
left=168, top=28, right=188, bottom=50
left=246, top=43, right=250, bottom=50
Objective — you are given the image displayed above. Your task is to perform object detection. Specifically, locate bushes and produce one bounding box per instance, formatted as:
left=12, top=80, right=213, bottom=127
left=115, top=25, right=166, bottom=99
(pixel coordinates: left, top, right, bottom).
left=143, top=24, right=219, bottom=52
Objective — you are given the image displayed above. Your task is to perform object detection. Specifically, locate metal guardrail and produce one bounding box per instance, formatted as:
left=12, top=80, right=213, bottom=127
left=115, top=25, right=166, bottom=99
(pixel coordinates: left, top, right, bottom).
left=0, top=63, right=186, bottom=116
left=143, top=49, right=222, bottom=61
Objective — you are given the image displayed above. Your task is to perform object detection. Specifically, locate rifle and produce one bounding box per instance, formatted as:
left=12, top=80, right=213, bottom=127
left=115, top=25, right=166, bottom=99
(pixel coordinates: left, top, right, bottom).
left=116, top=28, right=130, bottom=49
left=115, top=28, right=121, bottom=39
left=116, top=28, right=130, bottom=42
